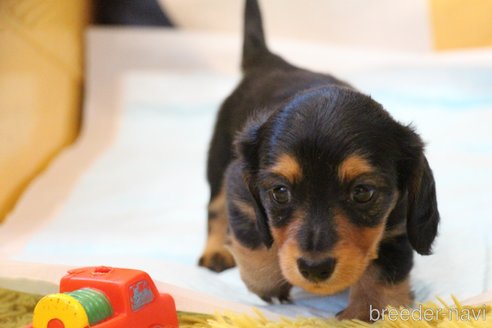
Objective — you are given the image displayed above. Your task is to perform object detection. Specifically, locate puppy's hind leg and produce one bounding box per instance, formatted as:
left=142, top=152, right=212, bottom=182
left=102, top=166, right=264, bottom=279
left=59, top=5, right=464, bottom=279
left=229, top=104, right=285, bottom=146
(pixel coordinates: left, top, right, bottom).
left=198, top=188, right=236, bottom=272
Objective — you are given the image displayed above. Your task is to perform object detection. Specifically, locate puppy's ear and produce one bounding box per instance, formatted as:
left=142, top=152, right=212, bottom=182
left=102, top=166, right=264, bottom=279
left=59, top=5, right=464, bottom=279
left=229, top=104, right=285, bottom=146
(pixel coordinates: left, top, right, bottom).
left=235, top=113, right=273, bottom=248
left=397, top=126, right=440, bottom=255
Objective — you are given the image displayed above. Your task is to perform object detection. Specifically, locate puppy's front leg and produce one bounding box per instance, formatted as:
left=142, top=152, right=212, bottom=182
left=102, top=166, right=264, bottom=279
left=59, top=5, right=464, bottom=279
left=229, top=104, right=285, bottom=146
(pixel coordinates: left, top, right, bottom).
left=227, top=234, right=292, bottom=303
left=198, top=189, right=236, bottom=272
left=337, top=268, right=412, bottom=321
left=338, top=235, right=414, bottom=322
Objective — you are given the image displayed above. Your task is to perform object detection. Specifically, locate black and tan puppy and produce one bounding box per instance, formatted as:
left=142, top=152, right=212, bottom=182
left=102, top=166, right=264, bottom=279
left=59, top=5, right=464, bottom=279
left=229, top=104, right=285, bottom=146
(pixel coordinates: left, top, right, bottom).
left=198, top=0, right=439, bottom=321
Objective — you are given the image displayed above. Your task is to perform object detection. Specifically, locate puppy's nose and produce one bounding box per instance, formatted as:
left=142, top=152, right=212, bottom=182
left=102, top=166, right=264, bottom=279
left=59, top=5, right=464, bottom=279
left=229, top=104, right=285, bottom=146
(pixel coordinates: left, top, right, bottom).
left=297, top=257, right=336, bottom=282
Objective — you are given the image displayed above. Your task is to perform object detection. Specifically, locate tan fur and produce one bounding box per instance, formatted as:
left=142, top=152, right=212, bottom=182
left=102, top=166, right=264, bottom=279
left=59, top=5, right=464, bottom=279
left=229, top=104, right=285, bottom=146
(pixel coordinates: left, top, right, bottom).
left=338, top=154, right=374, bottom=181
left=334, top=214, right=385, bottom=261
left=271, top=226, right=288, bottom=248
left=273, top=213, right=316, bottom=294
left=199, top=188, right=235, bottom=271
left=275, top=207, right=399, bottom=295
left=270, top=153, right=303, bottom=183
left=232, top=199, right=256, bottom=220
left=338, top=265, right=413, bottom=321
left=226, top=234, right=290, bottom=300
left=208, top=189, right=226, bottom=216
left=270, top=211, right=304, bottom=248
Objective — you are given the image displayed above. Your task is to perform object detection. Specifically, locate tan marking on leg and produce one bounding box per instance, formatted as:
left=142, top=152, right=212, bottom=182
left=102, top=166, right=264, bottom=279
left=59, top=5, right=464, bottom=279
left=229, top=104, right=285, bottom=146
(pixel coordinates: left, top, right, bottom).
left=338, top=154, right=374, bottom=181
left=199, top=188, right=235, bottom=272
left=208, top=189, right=226, bottom=215
left=226, top=234, right=291, bottom=302
left=338, top=265, right=413, bottom=322
left=269, top=153, right=302, bottom=183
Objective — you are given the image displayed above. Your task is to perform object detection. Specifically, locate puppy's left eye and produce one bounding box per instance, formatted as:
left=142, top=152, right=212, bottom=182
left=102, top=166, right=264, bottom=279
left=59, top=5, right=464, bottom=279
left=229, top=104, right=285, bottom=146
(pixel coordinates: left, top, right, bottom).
left=270, top=186, right=291, bottom=204
left=351, top=184, right=375, bottom=203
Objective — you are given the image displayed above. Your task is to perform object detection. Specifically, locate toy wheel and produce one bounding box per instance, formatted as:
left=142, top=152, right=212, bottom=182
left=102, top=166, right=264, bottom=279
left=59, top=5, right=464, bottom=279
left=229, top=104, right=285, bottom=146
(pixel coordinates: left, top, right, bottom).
left=32, top=293, right=89, bottom=328
left=32, top=288, right=113, bottom=328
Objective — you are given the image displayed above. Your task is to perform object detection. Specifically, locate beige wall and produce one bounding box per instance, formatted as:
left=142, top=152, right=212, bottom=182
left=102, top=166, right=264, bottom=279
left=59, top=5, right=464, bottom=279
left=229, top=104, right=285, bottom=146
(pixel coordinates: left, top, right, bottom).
left=429, top=0, right=492, bottom=50
left=0, top=0, right=90, bottom=222
left=162, top=0, right=492, bottom=51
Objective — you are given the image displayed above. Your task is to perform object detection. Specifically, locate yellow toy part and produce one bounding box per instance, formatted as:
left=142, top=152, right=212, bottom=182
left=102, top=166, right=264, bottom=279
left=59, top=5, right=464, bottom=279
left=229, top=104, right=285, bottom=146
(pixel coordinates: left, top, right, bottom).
left=32, top=293, right=89, bottom=328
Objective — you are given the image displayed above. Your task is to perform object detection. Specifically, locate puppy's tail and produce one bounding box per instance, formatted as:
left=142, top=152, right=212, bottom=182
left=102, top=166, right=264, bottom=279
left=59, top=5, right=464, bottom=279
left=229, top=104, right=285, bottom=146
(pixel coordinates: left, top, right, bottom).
left=242, top=0, right=272, bottom=71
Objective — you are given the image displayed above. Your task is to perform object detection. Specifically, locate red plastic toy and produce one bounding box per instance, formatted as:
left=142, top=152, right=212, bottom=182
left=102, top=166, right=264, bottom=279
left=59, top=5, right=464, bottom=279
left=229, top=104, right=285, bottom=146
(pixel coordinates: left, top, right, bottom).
left=27, top=266, right=179, bottom=328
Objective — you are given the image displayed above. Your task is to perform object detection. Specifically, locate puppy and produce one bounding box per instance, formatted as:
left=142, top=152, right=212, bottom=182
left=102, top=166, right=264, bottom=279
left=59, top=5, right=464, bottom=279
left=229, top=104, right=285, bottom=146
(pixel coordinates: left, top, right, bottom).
left=198, top=0, right=439, bottom=321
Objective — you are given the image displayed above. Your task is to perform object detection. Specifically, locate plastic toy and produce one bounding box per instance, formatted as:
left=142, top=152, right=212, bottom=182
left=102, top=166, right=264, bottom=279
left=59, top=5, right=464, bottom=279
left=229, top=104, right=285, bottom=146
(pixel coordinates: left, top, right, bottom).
left=26, top=266, right=179, bottom=328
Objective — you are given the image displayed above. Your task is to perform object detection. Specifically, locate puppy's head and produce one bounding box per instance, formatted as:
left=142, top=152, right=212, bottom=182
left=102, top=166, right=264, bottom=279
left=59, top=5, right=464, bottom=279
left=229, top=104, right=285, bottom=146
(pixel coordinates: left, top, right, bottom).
left=236, top=86, right=439, bottom=295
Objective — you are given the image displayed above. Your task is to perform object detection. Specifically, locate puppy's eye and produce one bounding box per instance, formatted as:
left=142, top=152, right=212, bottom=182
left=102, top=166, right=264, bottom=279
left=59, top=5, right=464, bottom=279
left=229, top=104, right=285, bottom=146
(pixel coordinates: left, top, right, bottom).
left=270, top=186, right=291, bottom=204
left=351, top=184, right=375, bottom=203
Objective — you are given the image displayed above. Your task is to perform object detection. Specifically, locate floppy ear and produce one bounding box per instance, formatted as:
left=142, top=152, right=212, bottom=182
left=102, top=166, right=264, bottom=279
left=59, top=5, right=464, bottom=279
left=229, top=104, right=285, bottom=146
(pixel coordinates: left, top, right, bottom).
left=398, top=127, right=440, bottom=255
left=235, top=113, right=273, bottom=248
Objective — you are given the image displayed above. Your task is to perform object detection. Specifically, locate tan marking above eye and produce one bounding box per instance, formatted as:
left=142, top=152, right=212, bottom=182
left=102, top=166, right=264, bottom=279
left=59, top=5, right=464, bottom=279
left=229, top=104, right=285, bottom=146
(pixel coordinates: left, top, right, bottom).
left=270, top=153, right=303, bottom=183
left=338, top=154, right=374, bottom=182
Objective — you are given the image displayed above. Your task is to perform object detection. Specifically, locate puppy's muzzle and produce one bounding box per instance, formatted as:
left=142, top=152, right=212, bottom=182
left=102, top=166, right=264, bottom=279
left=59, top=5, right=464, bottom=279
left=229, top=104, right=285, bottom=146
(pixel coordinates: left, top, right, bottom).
left=297, top=257, right=337, bottom=282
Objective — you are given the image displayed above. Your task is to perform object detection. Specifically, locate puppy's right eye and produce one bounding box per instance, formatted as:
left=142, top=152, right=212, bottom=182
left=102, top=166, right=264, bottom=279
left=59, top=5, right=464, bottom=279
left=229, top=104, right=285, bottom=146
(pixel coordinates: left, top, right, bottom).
left=351, top=184, right=375, bottom=203
left=270, top=186, right=291, bottom=204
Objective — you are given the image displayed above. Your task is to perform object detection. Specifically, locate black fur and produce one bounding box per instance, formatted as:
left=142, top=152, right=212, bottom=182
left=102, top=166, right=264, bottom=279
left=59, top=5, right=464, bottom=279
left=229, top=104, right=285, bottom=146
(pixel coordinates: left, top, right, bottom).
left=375, top=235, right=414, bottom=284
left=406, top=157, right=440, bottom=255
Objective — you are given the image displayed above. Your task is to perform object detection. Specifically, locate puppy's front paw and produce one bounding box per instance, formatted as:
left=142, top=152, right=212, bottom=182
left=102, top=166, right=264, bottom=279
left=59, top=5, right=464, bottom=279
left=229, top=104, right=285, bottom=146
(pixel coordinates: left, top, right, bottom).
left=198, top=249, right=236, bottom=272
left=260, top=293, right=291, bottom=304
left=258, top=283, right=292, bottom=304
left=336, top=306, right=371, bottom=322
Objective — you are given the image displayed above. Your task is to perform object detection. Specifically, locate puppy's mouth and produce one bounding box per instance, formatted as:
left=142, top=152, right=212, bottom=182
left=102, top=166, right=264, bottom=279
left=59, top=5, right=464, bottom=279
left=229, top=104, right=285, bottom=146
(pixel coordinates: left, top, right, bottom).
left=278, top=241, right=374, bottom=295
left=289, top=256, right=367, bottom=295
